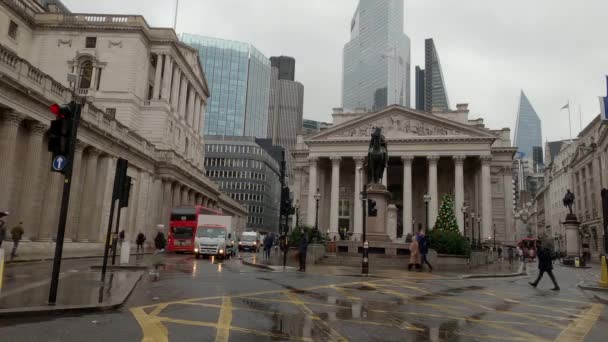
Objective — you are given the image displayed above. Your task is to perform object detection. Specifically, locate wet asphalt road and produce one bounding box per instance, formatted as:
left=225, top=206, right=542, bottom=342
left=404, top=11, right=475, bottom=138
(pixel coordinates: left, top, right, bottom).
left=0, top=253, right=607, bottom=342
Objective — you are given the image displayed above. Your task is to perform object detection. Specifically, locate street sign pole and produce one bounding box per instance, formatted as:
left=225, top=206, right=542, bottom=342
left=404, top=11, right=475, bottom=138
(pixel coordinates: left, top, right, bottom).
left=48, top=102, right=81, bottom=305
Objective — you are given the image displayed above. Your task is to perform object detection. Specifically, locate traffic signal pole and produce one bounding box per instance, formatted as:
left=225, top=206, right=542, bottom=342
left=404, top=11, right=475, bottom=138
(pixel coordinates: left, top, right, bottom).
left=48, top=102, right=81, bottom=305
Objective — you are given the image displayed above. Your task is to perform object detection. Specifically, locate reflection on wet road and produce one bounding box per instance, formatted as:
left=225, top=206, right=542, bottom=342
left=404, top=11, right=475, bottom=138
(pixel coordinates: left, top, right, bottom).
left=131, top=255, right=606, bottom=342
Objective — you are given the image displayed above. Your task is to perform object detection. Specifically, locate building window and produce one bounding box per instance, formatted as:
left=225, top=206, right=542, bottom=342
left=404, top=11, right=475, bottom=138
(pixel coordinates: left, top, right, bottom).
left=85, top=37, right=97, bottom=48
left=8, top=20, right=18, bottom=40
left=79, top=61, right=94, bottom=89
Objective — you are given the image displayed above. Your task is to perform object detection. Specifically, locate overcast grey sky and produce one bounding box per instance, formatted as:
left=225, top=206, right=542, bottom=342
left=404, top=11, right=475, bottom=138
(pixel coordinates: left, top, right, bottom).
left=63, top=0, right=608, bottom=142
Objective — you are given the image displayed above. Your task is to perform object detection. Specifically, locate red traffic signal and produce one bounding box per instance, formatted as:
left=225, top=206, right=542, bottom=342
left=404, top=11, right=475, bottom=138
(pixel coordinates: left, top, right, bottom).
left=49, top=103, right=73, bottom=118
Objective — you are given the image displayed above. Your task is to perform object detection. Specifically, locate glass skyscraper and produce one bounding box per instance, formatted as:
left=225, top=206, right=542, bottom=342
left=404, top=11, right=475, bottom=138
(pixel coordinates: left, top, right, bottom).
left=342, top=0, right=411, bottom=111
left=514, top=90, right=543, bottom=161
left=181, top=34, right=271, bottom=137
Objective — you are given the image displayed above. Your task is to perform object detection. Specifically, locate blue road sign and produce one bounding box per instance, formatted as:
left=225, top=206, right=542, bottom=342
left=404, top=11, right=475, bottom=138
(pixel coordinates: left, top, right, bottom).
left=52, top=155, right=67, bottom=172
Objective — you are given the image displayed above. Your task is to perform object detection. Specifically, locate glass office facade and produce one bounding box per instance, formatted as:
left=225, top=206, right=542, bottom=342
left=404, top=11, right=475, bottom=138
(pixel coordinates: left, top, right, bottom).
left=424, top=38, right=450, bottom=112
left=342, top=0, right=411, bottom=111
left=181, top=34, right=270, bottom=137
left=514, top=91, right=543, bottom=160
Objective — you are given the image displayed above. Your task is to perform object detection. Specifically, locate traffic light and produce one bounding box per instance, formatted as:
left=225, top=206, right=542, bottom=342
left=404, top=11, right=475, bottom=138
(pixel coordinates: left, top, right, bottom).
left=280, top=186, right=291, bottom=217
left=119, top=176, right=132, bottom=208
left=368, top=199, right=377, bottom=217
left=48, top=102, right=77, bottom=173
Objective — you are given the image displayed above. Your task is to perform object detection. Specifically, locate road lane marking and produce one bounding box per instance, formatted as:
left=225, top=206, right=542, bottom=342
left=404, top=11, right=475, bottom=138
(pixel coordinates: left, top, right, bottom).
left=130, top=307, right=168, bottom=342
left=330, top=285, right=360, bottom=300
left=554, top=303, right=604, bottom=342
left=285, top=291, right=348, bottom=342
left=149, top=303, right=168, bottom=317
left=215, top=296, right=232, bottom=342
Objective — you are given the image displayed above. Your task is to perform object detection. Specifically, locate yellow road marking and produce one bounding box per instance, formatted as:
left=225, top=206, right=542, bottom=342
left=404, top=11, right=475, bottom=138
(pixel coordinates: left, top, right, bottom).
left=130, top=307, right=168, bottom=342
left=331, top=285, right=360, bottom=300
left=160, top=317, right=318, bottom=341
left=149, top=303, right=168, bottom=317
left=554, top=303, right=604, bottom=342
left=285, top=291, right=348, bottom=342
left=215, top=296, right=233, bottom=342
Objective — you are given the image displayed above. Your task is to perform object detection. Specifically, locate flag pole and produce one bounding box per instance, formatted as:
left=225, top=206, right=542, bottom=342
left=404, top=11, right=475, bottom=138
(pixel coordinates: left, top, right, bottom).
left=568, top=100, right=572, bottom=141
left=173, top=0, right=179, bottom=31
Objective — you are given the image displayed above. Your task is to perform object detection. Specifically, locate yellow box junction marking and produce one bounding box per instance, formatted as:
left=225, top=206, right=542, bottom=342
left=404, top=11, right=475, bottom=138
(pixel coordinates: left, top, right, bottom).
left=554, top=303, right=604, bottom=342
left=215, top=296, right=232, bottom=342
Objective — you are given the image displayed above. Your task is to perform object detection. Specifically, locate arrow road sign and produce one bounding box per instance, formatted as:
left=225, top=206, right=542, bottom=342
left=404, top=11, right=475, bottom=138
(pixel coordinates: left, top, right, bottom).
left=52, top=155, right=67, bottom=172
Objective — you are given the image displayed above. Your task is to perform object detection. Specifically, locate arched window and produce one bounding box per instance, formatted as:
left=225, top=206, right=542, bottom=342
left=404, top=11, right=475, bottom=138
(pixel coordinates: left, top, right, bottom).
left=79, top=61, right=93, bottom=89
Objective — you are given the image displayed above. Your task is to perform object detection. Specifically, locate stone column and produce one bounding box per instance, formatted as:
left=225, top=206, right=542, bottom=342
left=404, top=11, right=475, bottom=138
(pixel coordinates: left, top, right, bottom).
left=306, top=157, right=318, bottom=226
left=401, top=156, right=413, bottom=237
left=181, top=187, right=189, bottom=205
left=40, top=170, right=63, bottom=240
left=481, top=156, right=493, bottom=241
left=454, top=156, right=465, bottom=235
left=0, top=112, right=23, bottom=210
left=353, top=157, right=365, bottom=241
left=199, top=100, right=206, bottom=135
left=329, top=156, right=341, bottom=239
left=19, top=122, right=47, bottom=236
left=152, top=53, right=163, bottom=100
left=427, top=156, right=439, bottom=229
left=193, top=96, right=201, bottom=134
left=162, top=179, right=173, bottom=229
left=187, top=87, right=195, bottom=126
left=66, top=142, right=86, bottom=241
left=161, top=54, right=173, bottom=100
left=170, top=68, right=181, bottom=109
left=78, top=148, right=100, bottom=241
left=382, top=167, right=388, bottom=187
left=178, top=79, right=188, bottom=119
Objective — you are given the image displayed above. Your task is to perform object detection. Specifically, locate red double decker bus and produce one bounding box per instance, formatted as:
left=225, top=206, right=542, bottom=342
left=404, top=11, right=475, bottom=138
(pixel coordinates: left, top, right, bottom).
left=168, top=205, right=221, bottom=253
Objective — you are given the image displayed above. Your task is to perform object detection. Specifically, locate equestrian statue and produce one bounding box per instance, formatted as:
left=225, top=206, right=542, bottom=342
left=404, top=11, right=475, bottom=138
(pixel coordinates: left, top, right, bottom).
left=367, top=127, right=388, bottom=185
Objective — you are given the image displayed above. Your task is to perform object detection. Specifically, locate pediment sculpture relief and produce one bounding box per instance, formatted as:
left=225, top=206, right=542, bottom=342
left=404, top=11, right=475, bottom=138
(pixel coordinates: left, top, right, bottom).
left=332, top=115, right=468, bottom=138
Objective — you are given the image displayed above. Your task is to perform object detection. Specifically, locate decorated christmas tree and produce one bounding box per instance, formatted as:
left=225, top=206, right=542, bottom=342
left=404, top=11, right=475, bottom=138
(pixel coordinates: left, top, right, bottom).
left=433, top=194, right=460, bottom=232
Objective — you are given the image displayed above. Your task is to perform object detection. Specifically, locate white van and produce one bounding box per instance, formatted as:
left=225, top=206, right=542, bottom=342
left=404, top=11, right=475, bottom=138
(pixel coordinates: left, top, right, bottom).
left=239, top=231, right=260, bottom=252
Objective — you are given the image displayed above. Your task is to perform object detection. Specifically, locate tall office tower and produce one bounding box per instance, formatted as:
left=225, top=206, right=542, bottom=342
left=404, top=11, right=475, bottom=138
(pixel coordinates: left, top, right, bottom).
left=181, top=34, right=271, bottom=137
left=514, top=90, right=543, bottom=160
left=270, top=56, right=295, bottom=81
left=415, top=66, right=425, bottom=110
left=267, top=57, right=304, bottom=182
left=342, top=0, right=411, bottom=112
left=416, top=39, right=449, bottom=112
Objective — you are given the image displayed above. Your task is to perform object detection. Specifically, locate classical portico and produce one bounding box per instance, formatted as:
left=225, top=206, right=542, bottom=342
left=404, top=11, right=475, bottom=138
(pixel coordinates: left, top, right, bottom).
left=293, top=105, right=516, bottom=244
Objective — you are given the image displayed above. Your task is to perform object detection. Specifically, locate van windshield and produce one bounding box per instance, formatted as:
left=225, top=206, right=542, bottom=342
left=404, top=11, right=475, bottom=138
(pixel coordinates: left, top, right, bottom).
left=241, top=235, right=257, bottom=242
left=197, top=227, right=226, bottom=238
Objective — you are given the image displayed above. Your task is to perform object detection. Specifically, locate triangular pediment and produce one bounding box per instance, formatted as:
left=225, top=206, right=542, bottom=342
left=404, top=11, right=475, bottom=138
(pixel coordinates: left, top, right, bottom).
left=309, top=106, right=497, bottom=141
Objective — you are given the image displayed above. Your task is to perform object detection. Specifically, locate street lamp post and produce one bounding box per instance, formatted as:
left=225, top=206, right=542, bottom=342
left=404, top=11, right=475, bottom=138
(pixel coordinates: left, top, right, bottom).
left=493, top=224, right=497, bottom=250
left=314, top=189, right=321, bottom=238
left=470, top=212, right=476, bottom=249
left=461, top=204, right=468, bottom=242
left=423, top=194, right=431, bottom=232
left=477, top=216, right=482, bottom=250
left=294, top=200, right=300, bottom=230
left=359, top=166, right=369, bottom=275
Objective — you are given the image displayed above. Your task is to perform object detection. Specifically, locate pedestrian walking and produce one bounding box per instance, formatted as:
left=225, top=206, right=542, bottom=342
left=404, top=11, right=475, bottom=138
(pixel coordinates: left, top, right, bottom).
left=154, top=228, right=166, bottom=253
left=0, top=211, right=8, bottom=248
left=263, top=234, right=273, bottom=260
left=408, top=235, right=421, bottom=271
left=298, top=231, right=309, bottom=272
left=151, top=225, right=166, bottom=277
left=529, top=243, right=560, bottom=291
left=507, top=246, right=514, bottom=265
left=136, top=232, right=146, bottom=253
left=418, top=231, right=433, bottom=272
left=498, top=247, right=503, bottom=261
left=10, top=221, right=24, bottom=259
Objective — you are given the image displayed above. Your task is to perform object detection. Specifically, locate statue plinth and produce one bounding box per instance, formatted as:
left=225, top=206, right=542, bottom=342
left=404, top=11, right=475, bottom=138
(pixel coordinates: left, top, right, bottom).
left=365, top=184, right=391, bottom=242
left=563, top=213, right=581, bottom=257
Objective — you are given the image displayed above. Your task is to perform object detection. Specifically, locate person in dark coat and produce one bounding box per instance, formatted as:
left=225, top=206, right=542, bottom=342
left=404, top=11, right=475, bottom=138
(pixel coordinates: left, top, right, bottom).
left=298, top=231, right=309, bottom=272
left=136, top=232, right=146, bottom=253
left=154, top=230, right=166, bottom=252
left=263, top=234, right=273, bottom=259
left=418, top=231, right=433, bottom=272
left=529, top=244, right=560, bottom=291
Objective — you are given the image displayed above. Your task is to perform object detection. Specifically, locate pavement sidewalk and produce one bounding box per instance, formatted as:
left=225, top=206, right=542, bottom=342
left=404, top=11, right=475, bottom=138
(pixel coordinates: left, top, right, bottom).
left=242, top=251, right=526, bottom=279
left=0, top=242, right=154, bottom=264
